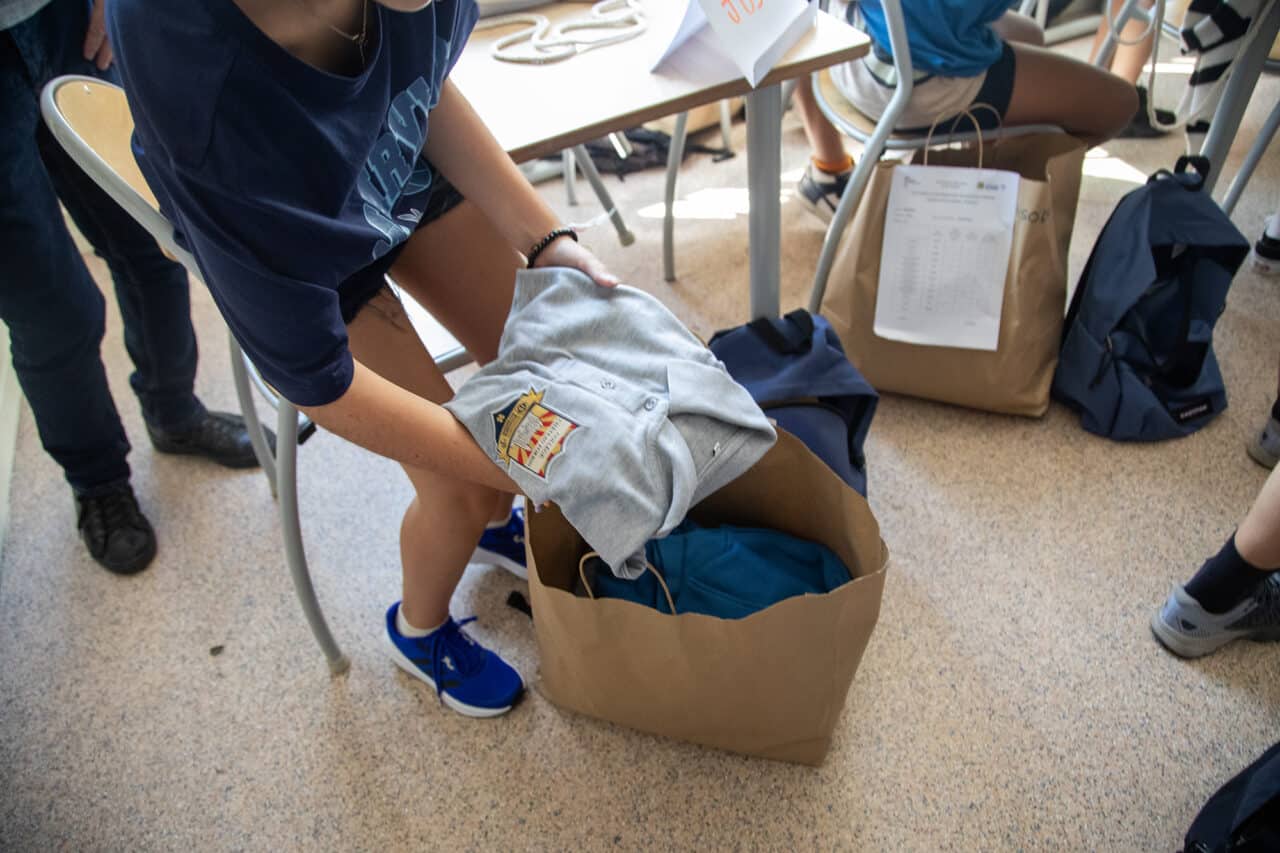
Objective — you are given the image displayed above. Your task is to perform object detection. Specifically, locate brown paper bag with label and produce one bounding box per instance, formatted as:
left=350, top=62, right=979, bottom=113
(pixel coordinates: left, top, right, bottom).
left=821, top=133, right=1087, bottom=416
left=524, top=430, right=888, bottom=766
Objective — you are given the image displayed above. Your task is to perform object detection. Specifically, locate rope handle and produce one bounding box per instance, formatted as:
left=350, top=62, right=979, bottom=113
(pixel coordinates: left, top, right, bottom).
left=577, top=551, right=678, bottom=615
left=922, top=104, right=1001, bottom=168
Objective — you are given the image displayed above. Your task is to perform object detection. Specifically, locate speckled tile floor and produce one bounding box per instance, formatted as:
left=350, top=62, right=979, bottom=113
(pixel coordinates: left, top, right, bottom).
left=2, top=46, right=1278, bottom=852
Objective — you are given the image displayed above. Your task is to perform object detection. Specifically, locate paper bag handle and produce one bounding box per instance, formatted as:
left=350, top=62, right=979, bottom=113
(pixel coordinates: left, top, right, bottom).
left=578, top=551, right=678, bottom=616
left=922, top=103, right=1002, bottom=168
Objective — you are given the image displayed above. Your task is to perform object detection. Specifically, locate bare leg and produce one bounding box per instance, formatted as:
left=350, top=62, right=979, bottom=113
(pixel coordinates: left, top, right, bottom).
left=1089, top=0, right=1156, bottom=84
left=793, top=76, right=850, bottom=168
left=1236, top=465, right=1280, bottom=569
left=1004, top=42, right=1138, bottom=145
left=345, top=200, right=522, bottom=630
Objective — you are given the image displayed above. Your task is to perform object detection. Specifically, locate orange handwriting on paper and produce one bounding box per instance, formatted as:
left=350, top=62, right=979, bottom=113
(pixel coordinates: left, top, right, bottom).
left=720, top=0, right=763, bottom=25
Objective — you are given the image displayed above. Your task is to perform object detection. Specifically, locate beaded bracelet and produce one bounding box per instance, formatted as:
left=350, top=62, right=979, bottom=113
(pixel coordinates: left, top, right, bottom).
left=526, top=226, right=579, bottom=268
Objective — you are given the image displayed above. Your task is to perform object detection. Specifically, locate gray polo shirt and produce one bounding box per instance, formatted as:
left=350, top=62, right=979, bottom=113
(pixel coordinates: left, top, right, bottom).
left=1, top=0, right=53, bottom=30
left=446, top=268, right=776, bottom=576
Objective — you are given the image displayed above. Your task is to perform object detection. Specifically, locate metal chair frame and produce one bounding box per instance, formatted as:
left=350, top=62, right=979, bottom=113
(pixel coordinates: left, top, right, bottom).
left=40, top=76, right=360, bottom=673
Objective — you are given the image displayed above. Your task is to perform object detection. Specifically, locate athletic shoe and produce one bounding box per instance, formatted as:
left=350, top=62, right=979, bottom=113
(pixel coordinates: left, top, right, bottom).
left=472, top=506, right=528, bottom=580
left=1118, top=86, right=1177, bottom=139
left=796, top=161, right=850, bottom=224
left=75, top=483, right=157, bottom=575
left=383, top=604, right=525, bottom=717
left=1150, top=574, right=1280, bottom=658
left=1251, top=215, right=1280, bottom=277
left=1248, top=416, right=1280, bottom=470
left=147, top=409, right=273, bottom=469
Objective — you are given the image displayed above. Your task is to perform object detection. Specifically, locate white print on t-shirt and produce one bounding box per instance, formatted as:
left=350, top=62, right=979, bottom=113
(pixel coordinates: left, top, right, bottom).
left=357, top=74, right=439, bottom=259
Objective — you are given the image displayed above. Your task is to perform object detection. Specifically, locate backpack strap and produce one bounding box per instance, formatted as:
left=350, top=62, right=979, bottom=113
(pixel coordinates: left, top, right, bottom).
left=746, top=309, right=815, bottom=355
left=1149, top=155, right=1212, bottom=190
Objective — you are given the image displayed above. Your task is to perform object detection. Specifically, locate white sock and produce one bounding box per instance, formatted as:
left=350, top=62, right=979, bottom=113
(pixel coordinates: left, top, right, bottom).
left=1265, top=214, right=1280, bottom=241
left=397, top=607, right=446, bottom=638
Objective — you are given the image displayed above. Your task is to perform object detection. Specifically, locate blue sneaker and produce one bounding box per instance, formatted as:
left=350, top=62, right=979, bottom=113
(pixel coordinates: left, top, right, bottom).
left=383, top=603, right=525, bottom=717
left=1150, top=574, right=1280, bottom=659
left=472, top=506, right=528, bottom=580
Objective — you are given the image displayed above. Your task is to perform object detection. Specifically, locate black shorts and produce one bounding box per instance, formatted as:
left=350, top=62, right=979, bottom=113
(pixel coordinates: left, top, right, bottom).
left=337, top=162, right=465, bottom=324
left=899, top=41, right=1018, bottom=135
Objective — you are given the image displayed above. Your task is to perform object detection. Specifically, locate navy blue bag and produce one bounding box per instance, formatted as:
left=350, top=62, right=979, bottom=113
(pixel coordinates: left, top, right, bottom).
left=1053, top=156, right=1250, bottom=441
left=1182, top=740, right=1280, bottom=853
left=709, top=309, right=878, bottom=495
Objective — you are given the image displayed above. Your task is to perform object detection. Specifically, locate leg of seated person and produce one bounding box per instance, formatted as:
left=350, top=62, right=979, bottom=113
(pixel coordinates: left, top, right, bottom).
left=1150, top=465, right=1280, bottom=657
left=793, top=78, right=853, bottom=223
left=1237, top=465, right=1280, bottom=571
left=991, top=10, right=1045, bottom=47
left=1089, top=0, right=1156, bottom=84
left=1003, top=43, right=1138, bottom=145
left=349, top=200, right=522, bottom=630
left=794, top=78, right=850, bottom=169
left=345, top=285, right=525, bottom=714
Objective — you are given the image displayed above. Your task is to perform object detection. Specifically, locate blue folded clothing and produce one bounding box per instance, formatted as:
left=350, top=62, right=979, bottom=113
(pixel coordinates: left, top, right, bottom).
left=587, top=522, right=852, bottom=619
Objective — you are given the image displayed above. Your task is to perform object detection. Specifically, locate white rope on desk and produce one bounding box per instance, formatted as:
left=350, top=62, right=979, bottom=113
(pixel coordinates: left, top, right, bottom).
left=474, top=0, right=647, bottom=65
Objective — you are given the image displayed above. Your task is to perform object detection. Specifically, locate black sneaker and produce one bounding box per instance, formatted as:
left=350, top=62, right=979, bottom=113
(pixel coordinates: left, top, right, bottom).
left=75, top=484, right=157, bottom=575
left=147, top=410, right=273, bottom=469
left=796, top=161, right=850, bottom=224
left=1118, top=86, right=1177, bottom=139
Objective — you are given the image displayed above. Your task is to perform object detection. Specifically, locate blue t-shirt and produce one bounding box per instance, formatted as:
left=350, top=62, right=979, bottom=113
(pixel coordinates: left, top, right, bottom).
left=856, top=0, right=1008, bottom=78
left=107, top=0, right=479, bottom=406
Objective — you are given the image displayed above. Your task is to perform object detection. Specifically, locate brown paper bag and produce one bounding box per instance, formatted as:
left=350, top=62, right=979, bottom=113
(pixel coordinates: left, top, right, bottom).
left=524, top=430, right=888, bottom=765
left=821, top=133, right=1087, bottom=416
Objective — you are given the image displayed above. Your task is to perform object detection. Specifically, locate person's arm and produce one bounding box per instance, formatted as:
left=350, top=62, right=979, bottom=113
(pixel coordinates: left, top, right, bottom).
left=423, top=79, right=619, bottom=285
left=297, top=361, right=520, bottom=494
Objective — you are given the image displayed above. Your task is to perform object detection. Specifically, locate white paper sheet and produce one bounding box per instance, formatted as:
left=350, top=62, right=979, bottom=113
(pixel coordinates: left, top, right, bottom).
left=649, top=1, right=708, bottom=70
left=873, top=164, right=1019, bottom=352
left=651, top=0, right=816, bottom=87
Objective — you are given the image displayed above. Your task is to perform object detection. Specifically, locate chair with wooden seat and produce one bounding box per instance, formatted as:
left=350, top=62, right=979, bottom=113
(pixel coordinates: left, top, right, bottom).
left=40, top=75, right=362, bottom=674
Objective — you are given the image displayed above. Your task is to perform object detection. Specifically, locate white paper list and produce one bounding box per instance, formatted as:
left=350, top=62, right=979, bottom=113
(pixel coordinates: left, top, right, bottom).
left=873, top=164, right=1019, bottom=352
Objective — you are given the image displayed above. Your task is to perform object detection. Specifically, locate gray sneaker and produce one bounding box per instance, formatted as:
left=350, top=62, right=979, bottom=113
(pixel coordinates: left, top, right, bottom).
left=1247, top=416, right=1280, bottom=470
left=1151, top=574, right=1280, bottom=658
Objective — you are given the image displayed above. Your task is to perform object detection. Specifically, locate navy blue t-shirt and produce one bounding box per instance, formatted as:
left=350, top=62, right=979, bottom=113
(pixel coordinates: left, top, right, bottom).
left=108, top=0, right=479, bottom=406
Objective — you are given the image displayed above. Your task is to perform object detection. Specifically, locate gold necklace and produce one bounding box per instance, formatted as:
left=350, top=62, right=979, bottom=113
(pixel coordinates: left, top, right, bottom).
left=297, top=0, right=370, bottom=66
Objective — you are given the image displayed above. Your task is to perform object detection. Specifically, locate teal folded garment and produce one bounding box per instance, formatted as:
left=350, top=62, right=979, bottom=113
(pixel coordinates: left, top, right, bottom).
left=589, top=522, right=851, bottom=619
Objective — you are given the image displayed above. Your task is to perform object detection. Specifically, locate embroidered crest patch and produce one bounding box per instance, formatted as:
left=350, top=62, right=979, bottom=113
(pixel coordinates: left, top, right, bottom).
left=492, top=389, right=578, bottom=479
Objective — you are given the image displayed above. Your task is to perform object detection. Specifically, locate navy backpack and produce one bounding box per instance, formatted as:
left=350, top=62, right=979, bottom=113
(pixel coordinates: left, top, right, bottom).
left=1182, top=740, right=1280, bottom=852
left=1053, top=156, right=1250, bottom=441
left=709, top=309, right=877, bottom=495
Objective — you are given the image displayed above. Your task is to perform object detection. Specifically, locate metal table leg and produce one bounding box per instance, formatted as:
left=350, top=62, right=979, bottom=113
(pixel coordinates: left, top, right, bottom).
left=562, top=148, right=577, bottom=206
left=663, top=111, right=690, bottom=282
left=570, top=145, right=636, bottom=246
left=745, top=84, right=784, bottom=320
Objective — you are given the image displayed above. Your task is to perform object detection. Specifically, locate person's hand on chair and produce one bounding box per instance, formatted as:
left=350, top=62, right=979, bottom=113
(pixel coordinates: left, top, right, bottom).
left=531, top=235, right=620, bottom=289
left=83, top=0, right=113, bottom=71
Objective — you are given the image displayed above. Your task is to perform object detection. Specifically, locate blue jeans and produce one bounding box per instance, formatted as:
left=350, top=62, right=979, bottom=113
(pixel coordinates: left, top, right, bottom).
left=0, top=0, right=202, bottom=494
